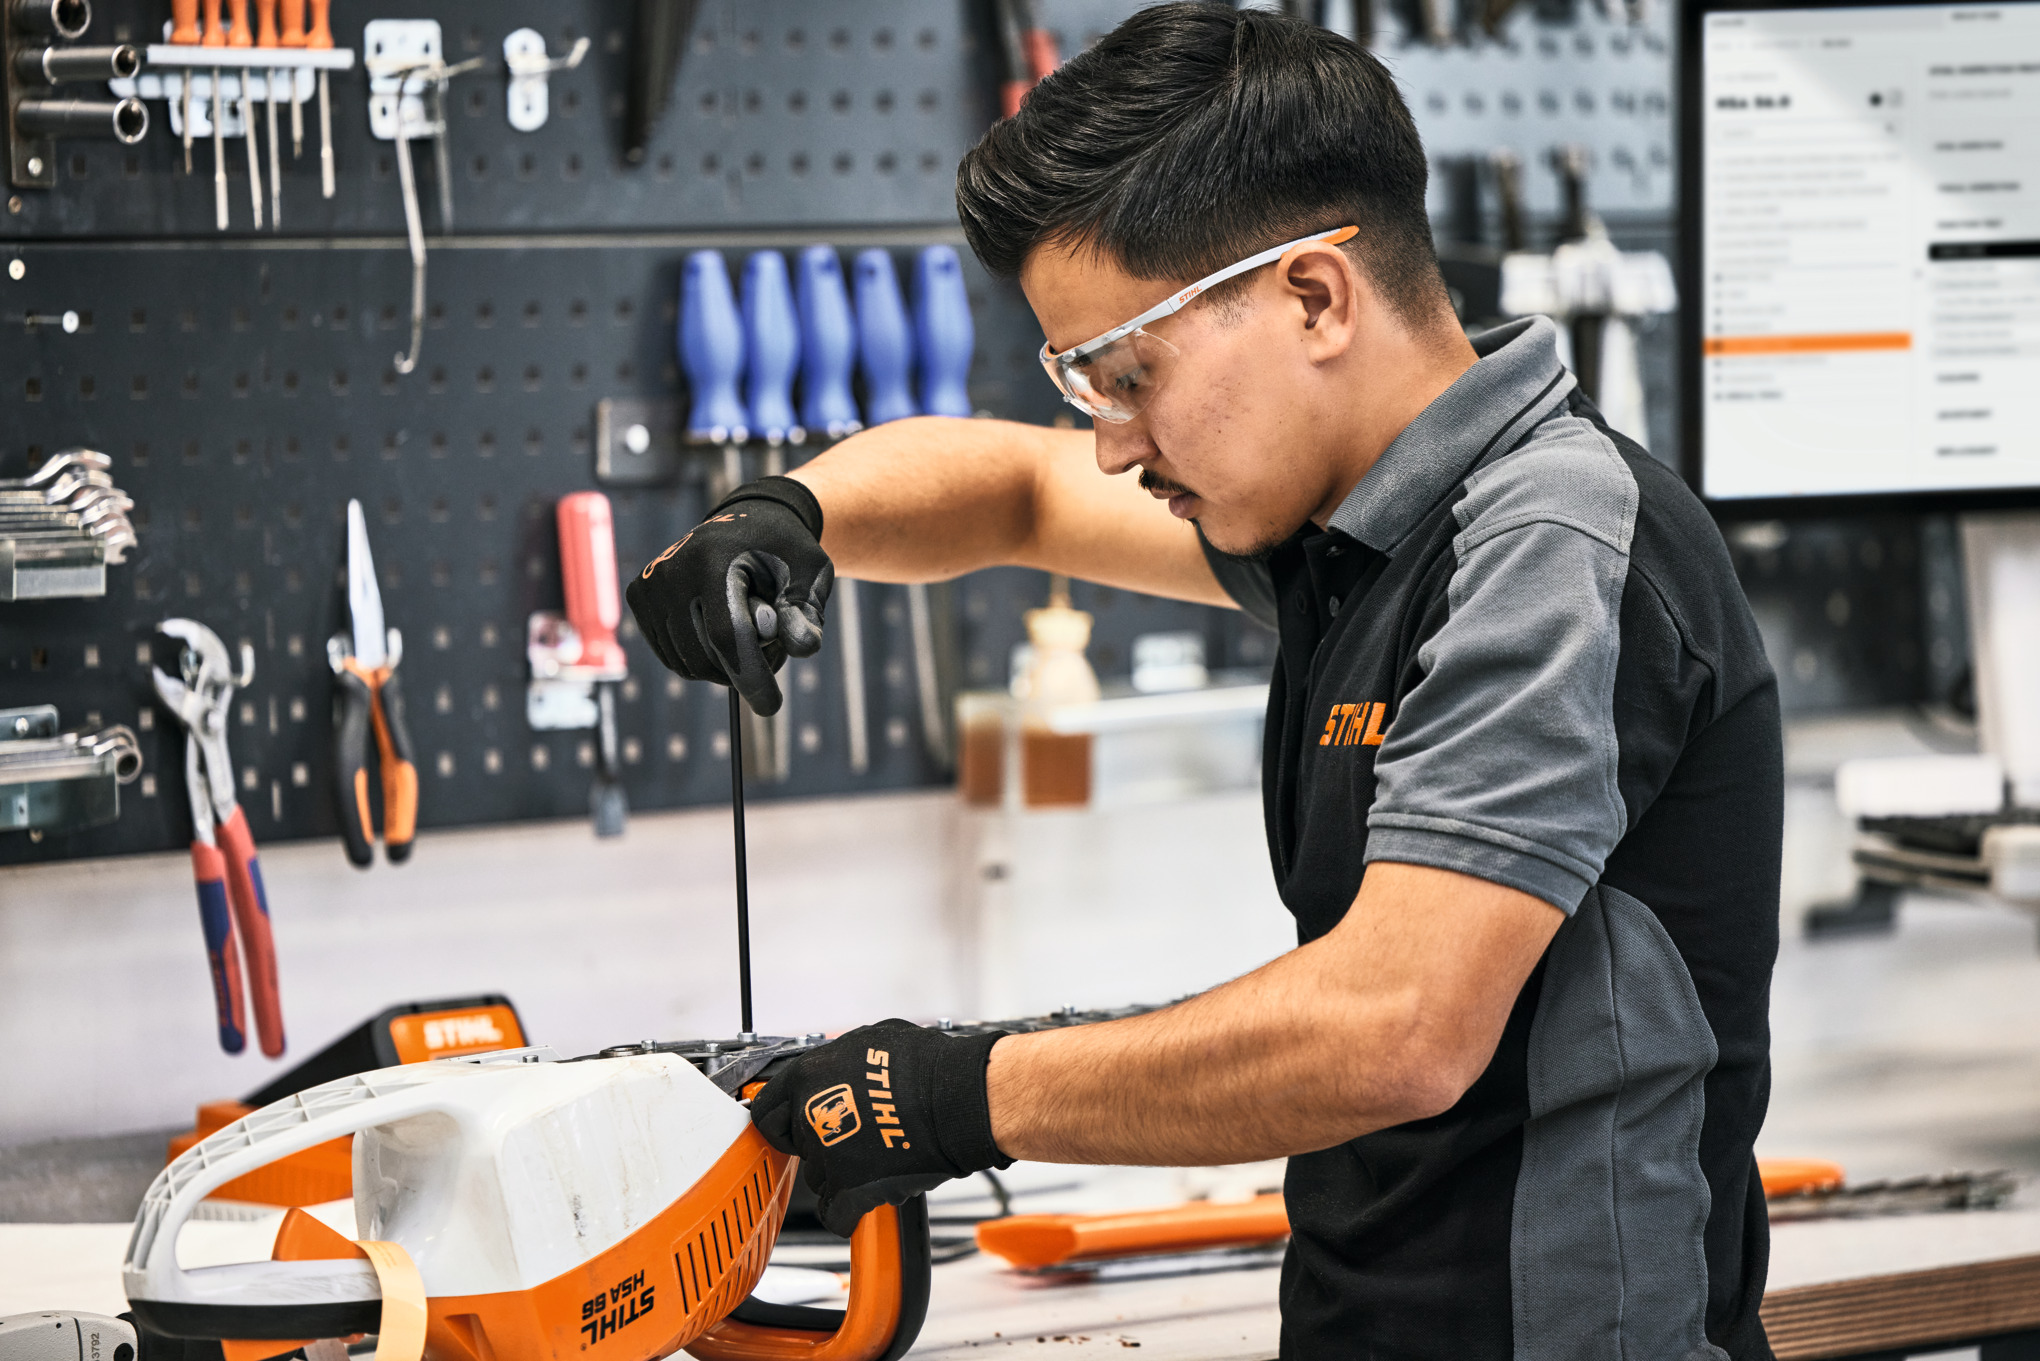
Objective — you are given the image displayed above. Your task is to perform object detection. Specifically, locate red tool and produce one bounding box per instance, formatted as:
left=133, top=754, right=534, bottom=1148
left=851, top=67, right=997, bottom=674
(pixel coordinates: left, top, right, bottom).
left=558, top=492, right=630, bottom=836
left=151, top=619, right=285, bottom=1059
left=993, top=0, right=1060, bottom=118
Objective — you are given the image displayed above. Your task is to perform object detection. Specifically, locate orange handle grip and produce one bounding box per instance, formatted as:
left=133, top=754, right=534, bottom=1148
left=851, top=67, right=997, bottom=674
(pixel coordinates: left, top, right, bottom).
left=692, top=1202, right=908, bottom=1361
left=227, top=0, right=252, bottom=46
left=557, top=491, right=627, bottom=674
left=201, top=0, right=225, bottom=46
left=975, top=1192, right=1291, bottom=1269
left=279, top=0, right=305, bottom=47
left=306, top=0, right=331, bottom=49
left=368, top=668, right=419, bottom=862
left=171, top=0, right=201, bottom=44
left=1759, top=1158, right=1846, bottom=1198
left=256, top=0, right=278, bottom=47
left=215, top=805, right=286, bottom=1059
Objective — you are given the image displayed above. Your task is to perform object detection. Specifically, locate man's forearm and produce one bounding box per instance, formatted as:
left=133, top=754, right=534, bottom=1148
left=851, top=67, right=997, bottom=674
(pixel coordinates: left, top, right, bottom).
left=984, top=863, right=1563, bottom=1165
left=788, top=416, right=1074, bottom=582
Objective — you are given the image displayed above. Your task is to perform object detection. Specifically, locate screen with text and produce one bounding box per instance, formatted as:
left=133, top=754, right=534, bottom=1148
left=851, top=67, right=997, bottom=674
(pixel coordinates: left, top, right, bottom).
left=1703, top=2, right=2040, bottom=498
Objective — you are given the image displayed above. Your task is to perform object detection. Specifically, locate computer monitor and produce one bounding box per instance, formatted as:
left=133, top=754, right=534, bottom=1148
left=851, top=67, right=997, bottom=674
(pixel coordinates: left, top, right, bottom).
left=1680, top=0, right=2040, bottom=512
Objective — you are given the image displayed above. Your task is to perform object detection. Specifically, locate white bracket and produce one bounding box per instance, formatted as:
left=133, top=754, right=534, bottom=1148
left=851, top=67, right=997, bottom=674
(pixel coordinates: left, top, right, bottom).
left=503, top=29, right=588, bottom=133
left=364, top=18, right=441, bottom=140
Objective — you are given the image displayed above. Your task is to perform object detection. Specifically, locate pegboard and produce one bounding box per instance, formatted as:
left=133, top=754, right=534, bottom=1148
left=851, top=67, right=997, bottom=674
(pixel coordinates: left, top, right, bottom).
left=2, top=0, right=1007, bottom=239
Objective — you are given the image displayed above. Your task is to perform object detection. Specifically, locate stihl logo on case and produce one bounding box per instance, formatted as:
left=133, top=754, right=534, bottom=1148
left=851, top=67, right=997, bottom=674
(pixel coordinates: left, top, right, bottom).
left=423, top=1012, right=504, bottom=1051
left=806, top=1083, right=862, bottom=1145
left=1321, top=701, right=1387, bottom=748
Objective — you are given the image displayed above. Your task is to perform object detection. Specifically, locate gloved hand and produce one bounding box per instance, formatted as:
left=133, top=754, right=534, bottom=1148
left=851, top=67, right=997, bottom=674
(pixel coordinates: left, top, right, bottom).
left=751, top=1019, right=1011, bottom=1237
left=625, top=477, right=834, bottom=716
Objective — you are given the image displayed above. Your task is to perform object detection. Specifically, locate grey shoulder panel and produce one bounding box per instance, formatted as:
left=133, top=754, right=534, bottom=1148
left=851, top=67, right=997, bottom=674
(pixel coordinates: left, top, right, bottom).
left=1365, top=415, right=1639, bottom=912
left=1511, top=884, right=1723, bottom=1361
left=1197, top=525, right=1279, bottom=631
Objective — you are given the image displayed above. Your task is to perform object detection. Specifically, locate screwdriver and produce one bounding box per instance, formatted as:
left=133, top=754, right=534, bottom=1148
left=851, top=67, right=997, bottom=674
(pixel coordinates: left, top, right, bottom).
left=911, top=246, right=975, bottom=766
left=257, top=0, right=280, bottom=228
left=280, top=0, right=303, bottom=157
left=204, top=0, right=226, bottom=229
left=229, top=0, right=263, bottom=230
left=171, top=0, right=198, bottom=173
left=797, top=245, right=869, bottom=774
left=680, top=251, right=771, bottom=778
left=743, top=249, right=802, bottom=781
left=854, top=248, right=949, bottom=769
left=308, top=0, right=333, bottom=198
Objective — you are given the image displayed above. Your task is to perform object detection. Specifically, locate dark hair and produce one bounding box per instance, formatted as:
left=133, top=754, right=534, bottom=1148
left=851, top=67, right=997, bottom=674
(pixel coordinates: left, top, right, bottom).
left=956, top=3, right=1446, bottom=329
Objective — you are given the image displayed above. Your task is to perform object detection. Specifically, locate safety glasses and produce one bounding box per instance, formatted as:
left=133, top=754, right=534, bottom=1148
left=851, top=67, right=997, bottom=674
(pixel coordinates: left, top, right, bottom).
left=1038, top=225, right=1358, bottom=424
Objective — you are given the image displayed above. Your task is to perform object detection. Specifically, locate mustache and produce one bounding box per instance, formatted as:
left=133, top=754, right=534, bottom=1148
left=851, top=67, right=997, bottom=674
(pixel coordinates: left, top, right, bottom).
left=1138, top=467, right=1193, bottom=498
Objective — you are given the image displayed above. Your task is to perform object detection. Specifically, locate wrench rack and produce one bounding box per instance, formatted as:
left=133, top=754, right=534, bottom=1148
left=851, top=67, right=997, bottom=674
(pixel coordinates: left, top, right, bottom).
left=0, top=0, right=1939, bottom=868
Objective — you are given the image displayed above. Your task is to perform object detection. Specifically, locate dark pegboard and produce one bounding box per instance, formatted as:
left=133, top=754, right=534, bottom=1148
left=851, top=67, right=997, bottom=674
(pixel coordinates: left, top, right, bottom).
left=5, top=0, right=1006, bottom=239
left=0, top=232, right=1267, bottom=866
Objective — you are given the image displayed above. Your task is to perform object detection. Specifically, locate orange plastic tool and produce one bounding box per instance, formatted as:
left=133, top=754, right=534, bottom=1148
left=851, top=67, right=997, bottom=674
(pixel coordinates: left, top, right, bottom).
left=202, top=0, right=225, bottom=45
left=977, top=1193, right=1292, bottom=1270
left=171, top=0, right=201, bottom=43
left=1758, top=1158, right=1846, bottom=1198
left=305, top=0, right=330, bottom=48
left=558, top=492, right=628, bottom=675
left=278, top=0, right=304, bottom=44
left=227, top=0, right=251, bottom=46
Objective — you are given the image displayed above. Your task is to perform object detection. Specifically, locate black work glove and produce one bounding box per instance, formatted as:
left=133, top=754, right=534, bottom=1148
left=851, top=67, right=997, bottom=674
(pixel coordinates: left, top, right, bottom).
left=751, top=1019, right=1011, bottom=1237
left=625, top=477, right=833, bottom=717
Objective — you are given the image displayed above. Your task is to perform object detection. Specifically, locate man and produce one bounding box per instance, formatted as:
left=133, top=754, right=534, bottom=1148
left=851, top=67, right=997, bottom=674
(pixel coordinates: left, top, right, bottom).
left=626, top=6, right=1781, bottom=1357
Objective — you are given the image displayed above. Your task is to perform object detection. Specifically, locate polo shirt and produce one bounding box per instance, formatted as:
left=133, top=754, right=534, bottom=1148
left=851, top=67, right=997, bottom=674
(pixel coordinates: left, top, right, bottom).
left=1201, top=316, right=1782, bottom=1360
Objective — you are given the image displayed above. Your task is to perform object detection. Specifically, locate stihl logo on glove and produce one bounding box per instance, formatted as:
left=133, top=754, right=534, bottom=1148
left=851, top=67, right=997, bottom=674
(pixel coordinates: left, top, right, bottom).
left=866, top=1047, right=911, bottom=1149
left=805, top=1084, right=862, bottom=1145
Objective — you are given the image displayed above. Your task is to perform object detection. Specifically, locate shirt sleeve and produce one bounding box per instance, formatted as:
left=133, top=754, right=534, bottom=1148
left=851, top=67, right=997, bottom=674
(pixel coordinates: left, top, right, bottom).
left=1363, top=418, right=1643, bottom=914
left=1196, top=525, right=1280, bottom=631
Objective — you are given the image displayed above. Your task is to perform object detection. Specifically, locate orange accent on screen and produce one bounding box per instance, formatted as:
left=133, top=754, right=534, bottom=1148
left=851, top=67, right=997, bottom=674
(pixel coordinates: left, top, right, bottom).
left=1704, top=332, right=1911, bottom=357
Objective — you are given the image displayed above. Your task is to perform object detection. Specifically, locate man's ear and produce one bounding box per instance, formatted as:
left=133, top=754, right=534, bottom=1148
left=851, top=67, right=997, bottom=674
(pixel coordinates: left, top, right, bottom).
left=1279, top=244, right=1362, bottom=361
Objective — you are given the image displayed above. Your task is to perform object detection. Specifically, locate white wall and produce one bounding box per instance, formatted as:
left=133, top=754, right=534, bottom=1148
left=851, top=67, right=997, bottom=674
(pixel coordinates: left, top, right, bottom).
left=0, top=785, right=1294, bottom=1148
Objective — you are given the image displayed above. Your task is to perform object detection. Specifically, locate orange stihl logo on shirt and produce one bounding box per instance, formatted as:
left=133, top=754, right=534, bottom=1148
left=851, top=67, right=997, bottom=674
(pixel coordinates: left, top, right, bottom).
left=806, top=1084, right=861, bottom=1146
left=866, top=1047, right=911, bottom=1149
left=1321, top=701, right=1388, bottom=747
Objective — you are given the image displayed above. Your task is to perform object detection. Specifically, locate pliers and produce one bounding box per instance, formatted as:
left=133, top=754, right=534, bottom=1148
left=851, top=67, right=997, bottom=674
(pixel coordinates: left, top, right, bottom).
left=151, top=619, right=286, bottom=1058
left=327, top=498, right=418, bottom=867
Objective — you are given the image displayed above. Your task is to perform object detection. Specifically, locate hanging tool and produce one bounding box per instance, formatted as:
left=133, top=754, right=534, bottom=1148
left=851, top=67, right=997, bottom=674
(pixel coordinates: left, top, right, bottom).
left=992, top=0, right=1058, bottom=117
left=558, top=492, right=630, bottom=837
left=228, top=0, right=264, bottom=230
left=681, top=251, right=778, bottom=778
left=280, top=0, right=303, bottom=156
left=797, top=245, right=868, bottom=774
left=909, top=246, right=975, bottom=768
left=258, top=0, right=281, bottom=228
left=308, top=0, right=332, bottom=197
left=743, top=249, right=802, bottom=781
left=205, top=0, right=227, bottom=228
left=171, top=0, right=199, bottom=172
left=622, top=0, right=697, bottom=164
left=326, top=499, right=418, bottom=868
left=856, top=248, right=950, bottom=768
left=151, top=618, right=285, bottom=1059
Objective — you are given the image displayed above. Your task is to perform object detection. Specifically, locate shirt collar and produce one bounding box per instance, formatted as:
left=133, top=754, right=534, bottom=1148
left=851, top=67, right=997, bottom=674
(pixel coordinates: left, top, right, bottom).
left=1325, top=315, right=1577, bottom=555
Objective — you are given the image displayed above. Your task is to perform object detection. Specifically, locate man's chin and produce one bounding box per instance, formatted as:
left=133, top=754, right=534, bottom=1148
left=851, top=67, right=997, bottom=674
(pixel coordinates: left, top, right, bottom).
left=1194, top=512, right=1294, bottom=561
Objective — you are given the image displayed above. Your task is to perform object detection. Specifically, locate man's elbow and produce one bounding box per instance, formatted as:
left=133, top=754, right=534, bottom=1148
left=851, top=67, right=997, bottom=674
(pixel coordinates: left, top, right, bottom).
left=1360, top=999, right=1500, bottom=1127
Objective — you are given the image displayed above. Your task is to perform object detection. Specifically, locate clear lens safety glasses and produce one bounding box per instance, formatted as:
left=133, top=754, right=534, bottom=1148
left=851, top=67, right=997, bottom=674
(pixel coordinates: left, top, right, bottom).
left=1038, top=225, right=1357, bottom=424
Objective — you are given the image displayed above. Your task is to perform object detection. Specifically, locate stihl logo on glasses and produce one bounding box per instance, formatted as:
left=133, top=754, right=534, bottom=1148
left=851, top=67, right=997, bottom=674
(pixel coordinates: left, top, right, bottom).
left=1321, top=701, right=1388, bottom=748
left=806, top=1084, right=862, bottom=1146
left=865, top=1046, right=910, bottom=1149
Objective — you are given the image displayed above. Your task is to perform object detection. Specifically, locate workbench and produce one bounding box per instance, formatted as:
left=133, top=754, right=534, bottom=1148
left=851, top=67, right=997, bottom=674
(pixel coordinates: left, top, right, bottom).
left=7, top=1189, right=2040, bottom=1359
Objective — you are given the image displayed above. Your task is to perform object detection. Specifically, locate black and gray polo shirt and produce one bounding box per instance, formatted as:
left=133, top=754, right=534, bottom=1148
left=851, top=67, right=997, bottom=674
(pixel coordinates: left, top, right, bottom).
left=1202, top=316, right=1782, bottom=1360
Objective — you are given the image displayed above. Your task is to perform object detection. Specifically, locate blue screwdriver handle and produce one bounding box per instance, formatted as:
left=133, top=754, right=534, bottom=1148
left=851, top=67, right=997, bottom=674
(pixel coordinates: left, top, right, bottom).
left=797, top=246, right=861, bottom=439
left=853, top=248, right=918, bottom=427
left=743, top=250, right=803, bottom=445
left=914, top=245, right=976, bottom=419
left=680, top=250, right=750, bottom=443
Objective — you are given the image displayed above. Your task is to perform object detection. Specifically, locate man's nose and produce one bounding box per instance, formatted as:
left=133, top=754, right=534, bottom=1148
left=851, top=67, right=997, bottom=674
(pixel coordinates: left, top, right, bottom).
left=1093, top=418, right=1155, bottom=476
